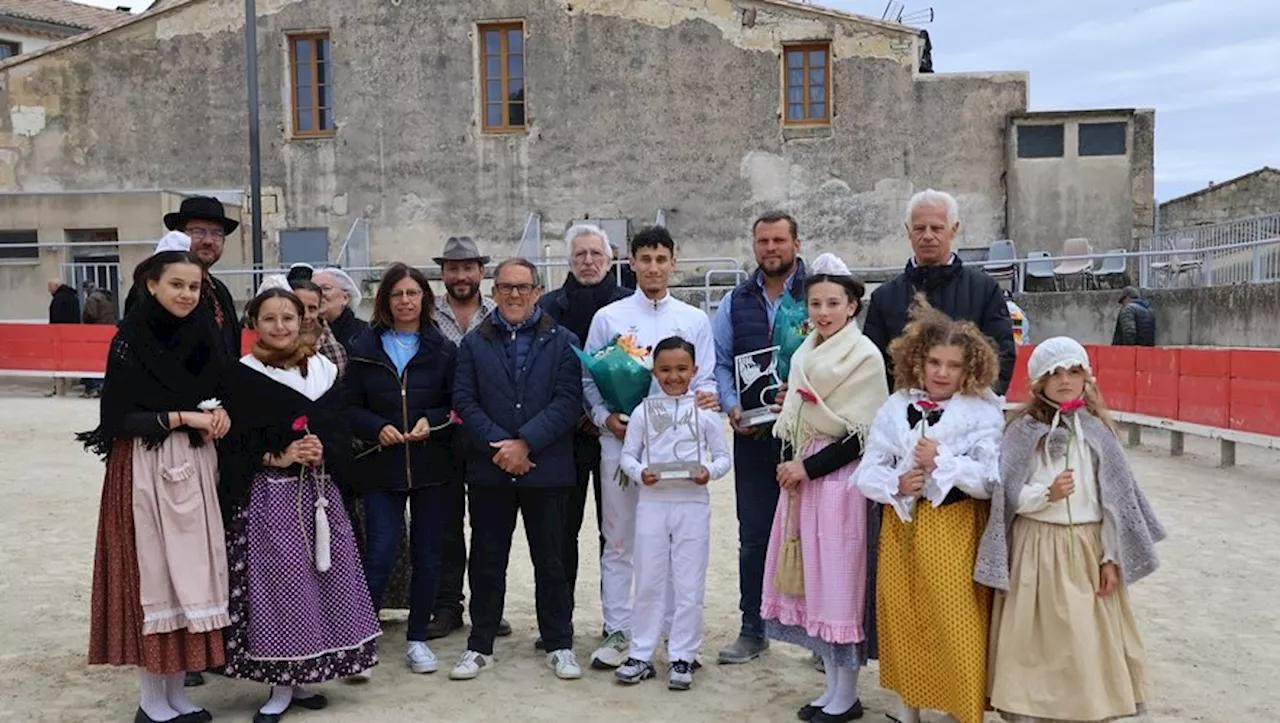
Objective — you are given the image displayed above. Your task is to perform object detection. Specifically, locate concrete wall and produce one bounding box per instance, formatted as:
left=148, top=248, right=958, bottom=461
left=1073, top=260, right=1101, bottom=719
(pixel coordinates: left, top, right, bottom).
left=1159, top=169, right=1280, bottom=231
left=1014, top=284, right=1280, bottom=349
left=1006, top=109, right=1155, bottom=255
left=0, top=190, right=246, bottom=319
left=0, top=0, right=1028, bottom=270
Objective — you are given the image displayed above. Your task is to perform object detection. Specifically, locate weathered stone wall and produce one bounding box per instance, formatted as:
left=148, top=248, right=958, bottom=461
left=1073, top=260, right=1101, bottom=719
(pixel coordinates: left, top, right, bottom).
left=1159, top=169, right=1280, bottom=231
left=1014, top=284, right=1280, bottom=349
left=0, top=0, right=1027, bottom=270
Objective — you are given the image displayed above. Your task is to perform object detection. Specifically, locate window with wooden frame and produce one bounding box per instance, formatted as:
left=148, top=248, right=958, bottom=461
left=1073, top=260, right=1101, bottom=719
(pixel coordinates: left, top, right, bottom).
left=0, top=41, right=20, bottom=60
left=289, top=33, right=334, bottom=138
left=784, top=42, right=831, bottom=125
left=479, top=22, right=526, bottom=133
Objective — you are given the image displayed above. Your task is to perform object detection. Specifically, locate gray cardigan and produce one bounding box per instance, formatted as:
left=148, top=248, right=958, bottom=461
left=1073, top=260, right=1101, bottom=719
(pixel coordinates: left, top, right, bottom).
left=975, top=413, right=1166, bottom=590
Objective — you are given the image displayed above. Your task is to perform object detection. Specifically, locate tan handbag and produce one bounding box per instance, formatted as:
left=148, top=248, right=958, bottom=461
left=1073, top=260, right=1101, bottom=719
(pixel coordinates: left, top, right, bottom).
left=774, top=491, right=805, bottom=597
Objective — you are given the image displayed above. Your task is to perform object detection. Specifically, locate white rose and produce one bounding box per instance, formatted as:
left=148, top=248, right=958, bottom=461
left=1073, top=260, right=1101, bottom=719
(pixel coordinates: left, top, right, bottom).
left=198, top=398, right=223, bottom=411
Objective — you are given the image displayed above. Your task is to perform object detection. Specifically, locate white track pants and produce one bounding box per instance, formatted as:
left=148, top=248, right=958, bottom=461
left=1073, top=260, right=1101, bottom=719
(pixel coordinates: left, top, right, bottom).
left=599, top=435, right=673, bottom=637
left=630, top=499, right=711, bottom=664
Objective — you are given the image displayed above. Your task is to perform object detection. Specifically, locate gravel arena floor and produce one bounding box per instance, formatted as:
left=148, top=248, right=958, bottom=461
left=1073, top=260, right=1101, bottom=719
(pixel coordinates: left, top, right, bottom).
left=0, top=384, right=1276, bottom=723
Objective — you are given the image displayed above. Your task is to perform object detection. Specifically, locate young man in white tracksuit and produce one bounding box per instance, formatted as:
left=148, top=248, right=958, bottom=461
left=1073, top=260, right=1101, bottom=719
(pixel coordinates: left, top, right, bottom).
left=616, top=336, right=732, bottom=690
left=582, top=226, right=719, bottom=669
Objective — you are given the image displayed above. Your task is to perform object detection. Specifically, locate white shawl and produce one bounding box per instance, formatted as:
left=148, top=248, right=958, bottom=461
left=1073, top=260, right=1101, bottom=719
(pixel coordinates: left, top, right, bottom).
left=772, top=320, right=888, bottom=454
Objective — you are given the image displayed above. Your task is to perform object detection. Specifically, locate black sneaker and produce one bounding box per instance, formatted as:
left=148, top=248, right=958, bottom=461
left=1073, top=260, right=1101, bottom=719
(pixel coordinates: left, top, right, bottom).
left=426, top=609, right=463, bottom=640
left=614, top=658, right=655, bottom=684
left=496, top=618, right=513, bottom=637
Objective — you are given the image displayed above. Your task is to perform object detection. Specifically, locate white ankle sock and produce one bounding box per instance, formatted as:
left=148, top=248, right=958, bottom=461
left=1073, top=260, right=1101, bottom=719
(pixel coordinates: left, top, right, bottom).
left=823, top=666, right=860, bottom=714
left=810, top=655, right=839, bottom=708
left=292, top=686, right=317, bottom=700
left=259, top=685, right=294, bottom=715
left=164, top=673, right=202, bottom=715
left=895, top=701, right=921, bottom=723
left=139, top=671, right=179, bottom=721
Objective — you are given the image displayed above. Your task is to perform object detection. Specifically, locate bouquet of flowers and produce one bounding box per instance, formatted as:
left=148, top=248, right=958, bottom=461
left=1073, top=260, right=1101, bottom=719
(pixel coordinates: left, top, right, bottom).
left=573, top=333, right=653, bottom=417
left=772, top=293, right=813, bottom=383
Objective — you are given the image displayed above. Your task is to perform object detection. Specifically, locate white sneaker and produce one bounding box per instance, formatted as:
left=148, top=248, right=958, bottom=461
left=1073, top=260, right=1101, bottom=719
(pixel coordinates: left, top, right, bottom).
left=449, top=650, right=491, bottom=680
left=590, top=630, right=630, bottom=669
left=406, top=641, right=438, bottom=674
left=547, top=649, right=582, bottom=680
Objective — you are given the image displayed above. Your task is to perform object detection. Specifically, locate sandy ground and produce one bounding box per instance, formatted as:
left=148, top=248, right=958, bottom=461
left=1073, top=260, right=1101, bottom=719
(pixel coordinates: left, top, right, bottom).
left=0, top=383, right=1276, bottom=723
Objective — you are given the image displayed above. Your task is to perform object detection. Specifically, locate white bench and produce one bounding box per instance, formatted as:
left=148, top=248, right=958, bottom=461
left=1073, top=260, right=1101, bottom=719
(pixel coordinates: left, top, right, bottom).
left=1111, top=410, right=1280, bottom=468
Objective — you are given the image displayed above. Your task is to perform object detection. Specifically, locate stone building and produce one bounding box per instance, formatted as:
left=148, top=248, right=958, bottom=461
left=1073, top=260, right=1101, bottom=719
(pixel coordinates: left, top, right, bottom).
left=0, top=0, right=1155, bottom=315
left=1158, top=167, right=1280, bottom=231
left=0, top=0, right=130, bottom=60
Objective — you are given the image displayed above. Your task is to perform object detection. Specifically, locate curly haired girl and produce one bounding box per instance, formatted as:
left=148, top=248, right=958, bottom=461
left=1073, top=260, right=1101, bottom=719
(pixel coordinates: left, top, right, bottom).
left=976, top=337, right=1164, bottom=722
left=853, top=295, right=1005, bottom=723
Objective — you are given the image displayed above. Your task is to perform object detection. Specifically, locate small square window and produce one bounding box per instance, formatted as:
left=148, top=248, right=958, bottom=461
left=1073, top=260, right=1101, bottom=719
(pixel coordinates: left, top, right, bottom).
left=0, top=41, right=20, bottom=60
left=1017, top=124, right=1064, bottom=159
left=1078, top=121, right=1127, bottom=156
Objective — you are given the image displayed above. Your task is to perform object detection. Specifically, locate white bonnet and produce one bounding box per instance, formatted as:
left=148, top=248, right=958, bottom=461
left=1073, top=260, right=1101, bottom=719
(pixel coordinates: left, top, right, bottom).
left=314, top=267, right=362, bottom=309
left=155, top=231, right=191, bottom=253
left=809, top=252, right=851, bottom=276
left=255, top=274, right=291, bottom=296
left=1028, top=337, right=1091, bottom=380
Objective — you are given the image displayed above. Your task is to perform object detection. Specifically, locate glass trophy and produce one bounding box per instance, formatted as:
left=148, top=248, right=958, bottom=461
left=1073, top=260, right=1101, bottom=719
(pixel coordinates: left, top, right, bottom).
left=735, top=345, right=782, bottom=427
left=643, top=395, right=704, bottom=480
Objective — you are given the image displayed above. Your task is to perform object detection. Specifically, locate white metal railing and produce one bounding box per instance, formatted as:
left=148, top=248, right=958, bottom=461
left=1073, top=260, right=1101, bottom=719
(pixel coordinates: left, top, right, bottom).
left=1141, top=212, right=1280, bottom=254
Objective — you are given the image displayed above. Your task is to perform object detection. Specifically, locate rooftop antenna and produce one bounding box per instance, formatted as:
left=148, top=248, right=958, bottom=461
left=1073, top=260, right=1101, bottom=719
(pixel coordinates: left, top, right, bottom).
left=901, top=8, right=934, bottom=24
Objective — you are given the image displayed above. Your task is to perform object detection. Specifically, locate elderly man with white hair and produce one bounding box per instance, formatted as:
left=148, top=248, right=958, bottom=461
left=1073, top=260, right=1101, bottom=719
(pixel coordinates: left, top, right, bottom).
left=312, top=267, right=369, bottom=350
left=537, top=223, right=634, bottom=645
left=862, top=189, right=1016, bottom=394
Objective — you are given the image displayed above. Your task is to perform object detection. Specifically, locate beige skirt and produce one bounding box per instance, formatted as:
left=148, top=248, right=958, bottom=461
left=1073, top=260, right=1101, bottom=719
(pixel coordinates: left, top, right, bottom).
left=988, top=518, right=1149, bottom=722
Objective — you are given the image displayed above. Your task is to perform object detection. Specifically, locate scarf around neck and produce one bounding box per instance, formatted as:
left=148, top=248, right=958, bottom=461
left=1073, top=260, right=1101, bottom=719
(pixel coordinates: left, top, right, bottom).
left=773, top=319, right=888, bottom=453
left=559, top=272, right=621, bottom=342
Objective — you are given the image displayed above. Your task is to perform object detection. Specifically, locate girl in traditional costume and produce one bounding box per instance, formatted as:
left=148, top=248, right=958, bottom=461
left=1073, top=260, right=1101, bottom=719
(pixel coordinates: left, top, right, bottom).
left=758, top=253, right=888, bottom=723
left=976, top=337, right=1165, bottom=722
left=853, top=298, right=1004, bottom=723
left=78, top=243, right=231, bottom=723
left=219, top=288, right=380, bottom=723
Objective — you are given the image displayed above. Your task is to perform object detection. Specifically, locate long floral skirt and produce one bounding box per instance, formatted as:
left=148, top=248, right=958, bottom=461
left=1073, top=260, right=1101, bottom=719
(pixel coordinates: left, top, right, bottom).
left=88, top=439, right=226, bottom=674
left=221, top=469, right=380, bottom=684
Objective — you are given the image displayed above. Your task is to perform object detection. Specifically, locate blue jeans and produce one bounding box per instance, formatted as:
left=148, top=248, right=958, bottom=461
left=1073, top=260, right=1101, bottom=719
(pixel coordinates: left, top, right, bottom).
left=363, top=486, right=448, bottom=642
left=733, top=433, right=782, bottom=640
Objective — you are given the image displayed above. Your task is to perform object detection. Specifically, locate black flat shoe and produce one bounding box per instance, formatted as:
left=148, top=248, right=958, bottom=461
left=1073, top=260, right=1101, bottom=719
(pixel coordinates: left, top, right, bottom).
left=134, top=709, right=199, bottom=723
left=797, top=703, right=821, bottom=721
left=812, top=699, right=864, bottom=723
left=495, top=618, right=512, bottom=637
left=177, top=710, right=212, bottom=723
left=251, top=713, right=282, bottom=723
left=292, top=694, right=328, bottom=711
left=183, top=672, right=205, bottom=688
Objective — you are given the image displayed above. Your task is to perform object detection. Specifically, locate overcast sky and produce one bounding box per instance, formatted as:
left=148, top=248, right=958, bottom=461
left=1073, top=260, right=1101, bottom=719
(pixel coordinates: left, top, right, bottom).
left=86, top=0, right=1278, bottom=201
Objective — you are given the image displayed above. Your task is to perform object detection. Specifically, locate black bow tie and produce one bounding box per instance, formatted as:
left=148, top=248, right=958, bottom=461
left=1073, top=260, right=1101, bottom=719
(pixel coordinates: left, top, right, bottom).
left=907, top=404, right=944, bottom=428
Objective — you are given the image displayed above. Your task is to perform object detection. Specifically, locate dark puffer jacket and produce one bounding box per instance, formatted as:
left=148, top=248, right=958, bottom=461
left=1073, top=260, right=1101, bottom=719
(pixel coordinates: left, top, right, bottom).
left=863, top=256, right=1016, bottom=394
left=454, top=311, right=582, bottom=488
left=1113, top=298, right=1156, bottom=347
left=344, top=324, right=458, bottom=491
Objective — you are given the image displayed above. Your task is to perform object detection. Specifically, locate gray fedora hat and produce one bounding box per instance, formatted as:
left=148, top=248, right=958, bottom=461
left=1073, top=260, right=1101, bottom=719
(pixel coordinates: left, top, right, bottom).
left=432, top=236, right=490, bottom=265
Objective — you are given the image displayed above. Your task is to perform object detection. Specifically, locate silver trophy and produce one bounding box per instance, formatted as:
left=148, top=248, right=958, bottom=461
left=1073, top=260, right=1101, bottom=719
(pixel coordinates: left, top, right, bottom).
left=735, top=345, right=783, bottom=427
left=643, top=395, right=704, bottom=480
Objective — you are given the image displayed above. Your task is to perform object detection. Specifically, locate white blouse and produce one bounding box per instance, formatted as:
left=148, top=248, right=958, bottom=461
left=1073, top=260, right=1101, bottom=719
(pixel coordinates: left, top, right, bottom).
left=1016, top=429, right=1119, bottom=563
left=240, top=354, right=337, bottom=402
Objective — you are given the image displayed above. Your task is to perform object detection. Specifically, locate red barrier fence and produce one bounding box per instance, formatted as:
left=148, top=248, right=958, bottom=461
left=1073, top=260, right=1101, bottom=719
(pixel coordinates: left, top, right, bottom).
left=1005, top=343, right=1280, bottom=438
left=3, top=324, right=1277, bottom=438
left=0, top=324, right=256, bottom=376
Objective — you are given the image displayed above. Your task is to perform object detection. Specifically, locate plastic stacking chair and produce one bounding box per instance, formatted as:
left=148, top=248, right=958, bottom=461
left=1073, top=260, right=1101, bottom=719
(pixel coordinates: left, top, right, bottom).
left=983, top=239, right=1017, bottom=285
left=1053, top=237, right=1094, bottom=289
left=1025, top=250, right=1057, bottom=291
left=1089, top=249, right=1129, bottom=289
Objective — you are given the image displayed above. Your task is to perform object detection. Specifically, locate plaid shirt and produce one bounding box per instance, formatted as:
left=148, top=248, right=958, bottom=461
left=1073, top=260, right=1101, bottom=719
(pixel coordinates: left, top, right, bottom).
left=315, top=323, right=349, bottom=376
left=434, top=294, right=496, bottom=345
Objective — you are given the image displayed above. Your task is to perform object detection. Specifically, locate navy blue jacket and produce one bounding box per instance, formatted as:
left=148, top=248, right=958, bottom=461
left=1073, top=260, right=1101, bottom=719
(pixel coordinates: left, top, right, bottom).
left=454, top=311, right=582, bottom=488
left=728, top=259, right=807, bottom=359
left=344, top=324, right=458, bottom=491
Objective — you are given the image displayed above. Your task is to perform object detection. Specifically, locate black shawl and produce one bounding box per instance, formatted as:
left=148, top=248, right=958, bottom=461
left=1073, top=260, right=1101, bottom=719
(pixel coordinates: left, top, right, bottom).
left=555, top=272, right=625, bottom=343
left=77, top=293, right=223, bottom=457
left=218, top=357, right=353, bottom=520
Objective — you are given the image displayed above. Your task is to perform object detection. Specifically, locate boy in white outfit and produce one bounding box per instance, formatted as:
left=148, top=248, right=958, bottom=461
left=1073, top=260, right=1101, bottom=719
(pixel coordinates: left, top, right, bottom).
left=582, top=226, right=719, bottom=669
left=616, top=336, right=731, bottom=689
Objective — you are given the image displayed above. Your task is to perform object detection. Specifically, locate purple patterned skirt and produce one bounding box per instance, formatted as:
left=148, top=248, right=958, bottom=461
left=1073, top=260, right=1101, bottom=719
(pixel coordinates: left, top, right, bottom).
left=222, top=468, right=380, bottom=684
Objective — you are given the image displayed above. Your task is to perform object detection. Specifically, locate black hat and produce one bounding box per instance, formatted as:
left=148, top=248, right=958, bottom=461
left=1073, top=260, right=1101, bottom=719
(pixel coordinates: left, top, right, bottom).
left=163, top=196, right=240, bottom=235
